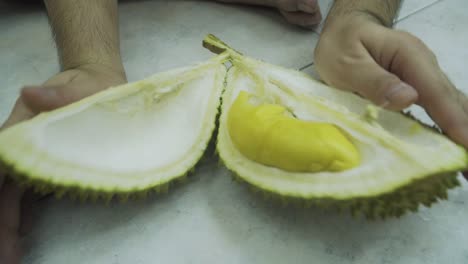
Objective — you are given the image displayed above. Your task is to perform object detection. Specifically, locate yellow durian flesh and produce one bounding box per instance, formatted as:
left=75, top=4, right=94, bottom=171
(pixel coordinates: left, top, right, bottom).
left=227, top=90, right=360, bottom=172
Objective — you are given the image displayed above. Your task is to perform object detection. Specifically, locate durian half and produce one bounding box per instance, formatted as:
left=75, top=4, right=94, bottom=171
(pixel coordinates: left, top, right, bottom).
left=0, top=54, right=228, bottom=200
left=204, top=35, right=468, bottom=219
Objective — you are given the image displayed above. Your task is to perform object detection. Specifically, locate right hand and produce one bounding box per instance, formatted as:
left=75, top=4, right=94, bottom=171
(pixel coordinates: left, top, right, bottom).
left=0, top=63, right=127, bottom=264
left=217, top=0, right=322, bottom=28
left=314, top=12, right=468, bottom=150
left=276, top=0, right=322, bottom=28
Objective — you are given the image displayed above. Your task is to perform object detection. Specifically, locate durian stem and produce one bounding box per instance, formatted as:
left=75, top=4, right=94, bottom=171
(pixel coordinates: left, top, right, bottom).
left=202, top=34, right=242, bottom=56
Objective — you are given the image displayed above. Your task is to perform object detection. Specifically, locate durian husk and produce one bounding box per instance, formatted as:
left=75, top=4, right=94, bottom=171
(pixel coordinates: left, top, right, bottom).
left=0, top=54, right=229, bottom=203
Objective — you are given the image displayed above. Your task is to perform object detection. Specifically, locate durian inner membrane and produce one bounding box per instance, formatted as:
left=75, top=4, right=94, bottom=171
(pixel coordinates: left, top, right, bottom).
left=38, top=73, right=215, bottom=172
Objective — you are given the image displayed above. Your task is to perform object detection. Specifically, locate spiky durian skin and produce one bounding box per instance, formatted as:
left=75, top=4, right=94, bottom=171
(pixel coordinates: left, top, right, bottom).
left=0, top=143, right=202, bottom=203
left=226, top=168, right=460, bottom=220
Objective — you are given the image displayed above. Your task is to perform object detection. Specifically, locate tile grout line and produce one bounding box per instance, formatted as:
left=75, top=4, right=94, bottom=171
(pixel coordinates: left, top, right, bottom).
left=298, top=30, right=321, bottom=71
left=395, top=0, right=444, bottom=24
left=299, top=62, right=314, bottom=71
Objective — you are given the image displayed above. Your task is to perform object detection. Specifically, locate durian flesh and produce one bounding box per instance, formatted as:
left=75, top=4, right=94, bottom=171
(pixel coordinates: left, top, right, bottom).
left=227, top=90, right=361, bottom=172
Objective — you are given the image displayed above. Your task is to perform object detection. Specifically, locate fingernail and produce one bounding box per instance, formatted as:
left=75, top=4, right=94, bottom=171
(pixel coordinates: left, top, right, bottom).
left=383, top=82, right=418, bottom=108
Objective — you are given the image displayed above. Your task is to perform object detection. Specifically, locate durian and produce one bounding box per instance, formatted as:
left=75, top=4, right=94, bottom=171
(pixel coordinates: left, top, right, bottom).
left=0, top=34, right=466, bottom=219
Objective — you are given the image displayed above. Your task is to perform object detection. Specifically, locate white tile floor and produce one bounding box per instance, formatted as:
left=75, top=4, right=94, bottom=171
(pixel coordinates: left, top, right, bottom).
left=1, top=0, right=468, bottom=263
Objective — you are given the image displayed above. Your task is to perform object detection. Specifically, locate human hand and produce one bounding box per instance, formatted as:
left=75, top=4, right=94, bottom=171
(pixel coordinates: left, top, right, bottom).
left=217, top=0, right=322, bottom=28
left=314, top=12, right=468, bottom=149
left=0, top=63, right=127, bottom=264
left=276, top=0, right=322, bottom=28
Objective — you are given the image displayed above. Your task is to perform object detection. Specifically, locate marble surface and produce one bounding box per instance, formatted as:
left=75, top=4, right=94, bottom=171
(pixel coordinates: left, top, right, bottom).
left=1, top=0, right=468, bottom=263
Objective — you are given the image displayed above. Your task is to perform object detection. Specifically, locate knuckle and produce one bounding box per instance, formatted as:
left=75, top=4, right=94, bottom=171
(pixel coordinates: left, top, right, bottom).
left=298, top=0, right=319, bottom=10
left=313, top=38, right=332, bottom=64
left=400, top=31, right=429, bottom=50
left=398, top=31, right=438, bottom=63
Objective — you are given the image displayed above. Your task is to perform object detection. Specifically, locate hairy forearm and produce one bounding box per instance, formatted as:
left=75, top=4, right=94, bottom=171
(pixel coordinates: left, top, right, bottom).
left=44, top=0, right=124, bottom=72
left=326, top=0, right=402, bottom=27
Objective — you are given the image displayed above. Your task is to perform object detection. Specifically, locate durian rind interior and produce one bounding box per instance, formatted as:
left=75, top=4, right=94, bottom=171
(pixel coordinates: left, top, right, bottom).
left=0, top=56, right=228, bottom=193
left=217, top=56, right=468, bottom=200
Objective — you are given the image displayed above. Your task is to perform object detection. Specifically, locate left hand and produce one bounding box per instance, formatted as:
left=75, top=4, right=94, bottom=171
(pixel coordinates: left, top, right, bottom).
left=0, top=63, right=127, bottom=264
left=313, top=12, right=468, bottom=149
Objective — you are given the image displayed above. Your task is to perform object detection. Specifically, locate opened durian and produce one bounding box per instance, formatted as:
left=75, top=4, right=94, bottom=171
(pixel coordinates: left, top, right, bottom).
left=0, top=34, right=466, bottom=218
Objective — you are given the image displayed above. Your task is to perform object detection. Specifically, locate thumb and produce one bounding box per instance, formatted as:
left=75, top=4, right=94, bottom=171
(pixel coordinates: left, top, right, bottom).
left=20, top=85, right=72, bottom=113
left=348, top=64, right=419, bottom=111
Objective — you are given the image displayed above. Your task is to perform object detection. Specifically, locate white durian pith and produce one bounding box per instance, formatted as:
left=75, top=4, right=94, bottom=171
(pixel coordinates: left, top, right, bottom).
left=0, top=55, right=227, bottom=193
left=217, top=55, right=468, bottom=200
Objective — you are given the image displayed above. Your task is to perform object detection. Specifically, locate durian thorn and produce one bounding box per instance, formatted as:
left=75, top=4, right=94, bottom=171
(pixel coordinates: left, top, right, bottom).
left=103, top=194, right=113, bottom=205
left=16, top=180, right=30, bottom=189
left=90, top=192, right=99, bottom=203
left=304, top=200, right=314, bottom=209
left=280, top=197, right=288, bottom=207
left=249, top=186, right=259, bottom=194
left=78, top=192, right=88, bottom=203
left=55, top=189, right=66, bottom=199
left=231, top=174, right=241, bottom=183
left=154, top=183, right=169, bottom=195
left=119, top=194, right=130, bottom=203
left=136, top=190, right=149, bottom=200
left=160, top=184, right=169, bottom=194
left=69, top=191, right=78, bottom=202
left=189, top=167, right=196, bottom=174
left=177, top=174, right=188, bottom=184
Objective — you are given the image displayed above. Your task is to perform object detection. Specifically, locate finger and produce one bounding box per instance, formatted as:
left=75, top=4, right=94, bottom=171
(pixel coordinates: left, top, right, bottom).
left=19, top=190, right=42, bottom=236
left=1, top=99, right=35, bottom=130
left=20, top=85, right=73, bottom=113
left=297, top=0, right=320, bottom=14
left=0, top=182, right=24, bottom=262
left=425, top=86, right=468, bottom=147
left=0, top=228, right=21, bottom=264
left=339, top=59, right=419, bottom=110
left=376, top=33, right=468, bottom=147
left=0, top=183, right=24, bottom=231
left=280, top=10, right=322, bottom=28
